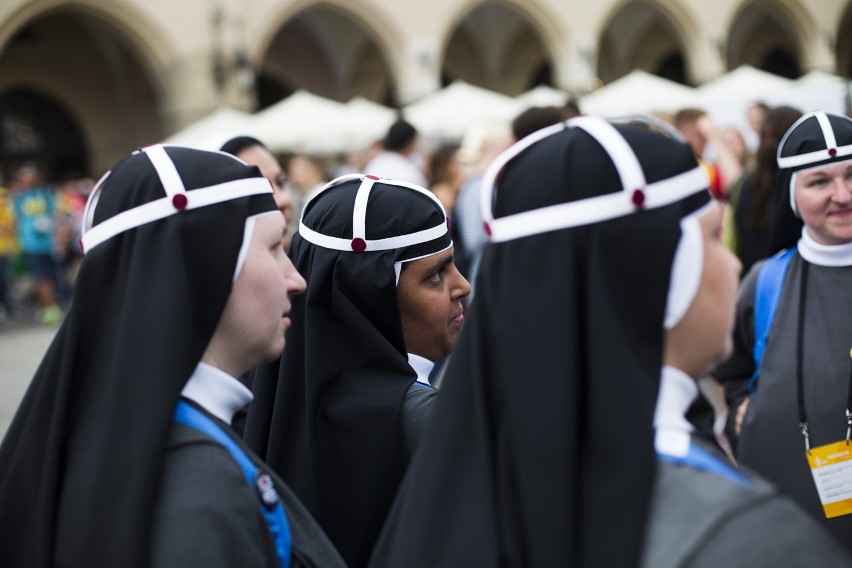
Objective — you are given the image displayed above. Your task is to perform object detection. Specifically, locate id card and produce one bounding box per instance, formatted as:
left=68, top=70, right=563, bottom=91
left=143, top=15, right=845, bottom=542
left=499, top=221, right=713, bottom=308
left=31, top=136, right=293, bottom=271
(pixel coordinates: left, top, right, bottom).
left=806, top=440, right=852, bottom=519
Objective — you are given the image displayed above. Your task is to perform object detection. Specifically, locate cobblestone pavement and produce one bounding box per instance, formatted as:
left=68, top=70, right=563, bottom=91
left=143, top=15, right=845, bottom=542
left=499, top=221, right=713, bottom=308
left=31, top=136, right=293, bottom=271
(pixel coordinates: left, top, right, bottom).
left=0, top=323, right=59, bottom=439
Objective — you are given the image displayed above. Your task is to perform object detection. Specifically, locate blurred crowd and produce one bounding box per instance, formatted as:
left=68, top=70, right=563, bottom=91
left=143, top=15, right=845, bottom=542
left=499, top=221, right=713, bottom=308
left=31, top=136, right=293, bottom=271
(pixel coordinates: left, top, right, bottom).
left=0, top=164, right=92, bottom=325
left=0, top=99, right=796, bottom=330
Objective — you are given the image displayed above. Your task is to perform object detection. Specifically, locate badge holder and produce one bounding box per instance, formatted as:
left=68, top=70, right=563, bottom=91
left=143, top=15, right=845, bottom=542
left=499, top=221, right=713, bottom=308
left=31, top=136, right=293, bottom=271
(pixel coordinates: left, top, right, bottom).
left=795, top=265, right=852, bottom=518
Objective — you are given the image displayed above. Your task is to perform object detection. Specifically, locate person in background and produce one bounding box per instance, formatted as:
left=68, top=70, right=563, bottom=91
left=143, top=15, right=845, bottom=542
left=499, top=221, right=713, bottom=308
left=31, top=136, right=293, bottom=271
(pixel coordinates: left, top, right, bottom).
left=0, top=180, right=17, bottom=320
left=732, top=106, right=803, bottom=274
left=370, top=115, right=850, bottom=568
left=287, top=154, right=327, bottom=222
left=11, top=163, right=64, bottom=324
left=452, top=107, right=565, bottom=294
left=427, top=144, right=464, bottom=213
left=0, top=145, right=345, bottom=568
left=201, top=134, right=296, bottom=249
left=363, top=119, right=428, bottom=187
left=54, top=177, right=89, bottom=292
left=746, top=102, right=770, bottom=152
left=714, top=111, right=852, bottom=553
left=674, top=108, right=726, bottom=199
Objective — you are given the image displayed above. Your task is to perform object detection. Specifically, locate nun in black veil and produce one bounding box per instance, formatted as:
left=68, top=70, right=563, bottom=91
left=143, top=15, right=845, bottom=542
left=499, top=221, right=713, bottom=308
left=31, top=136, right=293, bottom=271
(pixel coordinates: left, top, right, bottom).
left=368, top=117, right=850, bottom=567
left=0, top=145, right=345, bottom=567
left=244, top=173, right=470, bottom=568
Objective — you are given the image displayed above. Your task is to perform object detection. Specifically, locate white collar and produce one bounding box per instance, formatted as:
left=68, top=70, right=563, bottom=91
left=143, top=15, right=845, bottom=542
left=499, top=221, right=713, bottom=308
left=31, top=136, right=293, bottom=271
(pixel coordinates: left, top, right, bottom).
left=653, top=366, right=698, bottom=458
left=798, top=227, right=852, bottom=267
left=180, top=362, right=253, bottom=424
left=407, top=353, right=435, bottom=387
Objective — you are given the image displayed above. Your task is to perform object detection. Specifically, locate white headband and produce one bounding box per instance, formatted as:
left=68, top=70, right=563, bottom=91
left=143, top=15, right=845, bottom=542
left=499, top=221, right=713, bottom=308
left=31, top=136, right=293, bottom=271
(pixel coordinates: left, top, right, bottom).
left=664, top=203, right=712, bottom=330
left=480, top=116, right=710, bottom=243
left=233, top=210, right=283, bottom=282
left=80, top=145, right=273, bottom=254
left=777, top=111, right=852, bottom=169
left=480, top=115, right=710, bottom=329
left=298, top=174, right=449, bottom=253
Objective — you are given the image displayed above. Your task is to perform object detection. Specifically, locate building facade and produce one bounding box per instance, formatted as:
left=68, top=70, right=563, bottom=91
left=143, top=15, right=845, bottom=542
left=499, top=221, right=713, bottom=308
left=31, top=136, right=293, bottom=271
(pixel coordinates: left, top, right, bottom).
left=0, top=0, right=848, bottom=179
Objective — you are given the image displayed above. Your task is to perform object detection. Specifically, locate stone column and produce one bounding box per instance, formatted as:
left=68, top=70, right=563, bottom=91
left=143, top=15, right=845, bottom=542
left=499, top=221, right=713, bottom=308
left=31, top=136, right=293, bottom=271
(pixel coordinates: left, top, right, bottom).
left=689, top=30, right=727, bottom=85
left=396, top=37, right=442, bottom=105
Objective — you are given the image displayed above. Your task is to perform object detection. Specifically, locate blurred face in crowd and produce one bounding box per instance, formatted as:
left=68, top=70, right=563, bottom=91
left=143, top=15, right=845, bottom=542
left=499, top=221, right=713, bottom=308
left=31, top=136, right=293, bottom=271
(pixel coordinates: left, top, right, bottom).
left=397, top=246, right=471, bottom=362
left=678, top=121, right=708, bottom=159
left=721, top=128, right=747, bottom=164
left=665, top=203, right=741, bottom=378
left=747, top=104, right=767, bottom=135
left=288, top=156, right=322, bottom=193
left=205, top=213, right=306, bottom=376
left=237, top=145, right=295, bottom=248
left=15, top=165, right=40, bottom=188
left=794, top=160, right=852, bottom=246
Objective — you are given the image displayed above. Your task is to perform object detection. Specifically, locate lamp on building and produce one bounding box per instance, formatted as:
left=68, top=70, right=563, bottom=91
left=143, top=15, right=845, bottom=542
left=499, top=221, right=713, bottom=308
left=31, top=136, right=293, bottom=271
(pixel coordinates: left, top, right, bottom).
left=234, top=51, right=255, bottom=94
left=210, top=6, right=255, bottom=96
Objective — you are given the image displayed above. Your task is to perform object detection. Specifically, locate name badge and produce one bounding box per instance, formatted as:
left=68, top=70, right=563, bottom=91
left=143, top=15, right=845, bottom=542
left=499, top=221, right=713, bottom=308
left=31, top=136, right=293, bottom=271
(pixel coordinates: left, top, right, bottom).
left=806, top=440, right=852, bottom=518
left=254, top=472, right=280, bottom=511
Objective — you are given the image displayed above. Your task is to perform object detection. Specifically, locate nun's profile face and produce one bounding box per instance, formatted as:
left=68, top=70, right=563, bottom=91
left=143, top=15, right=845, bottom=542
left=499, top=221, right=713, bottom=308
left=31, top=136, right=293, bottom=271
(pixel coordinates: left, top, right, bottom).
left=205, top=213, right=306, bottom=376
left=397, top=246, right=471, bottom=361
left=666, top=203, right=741, bottom=378
left=794, top=160, right=852, bottom=245
left=237, top=145, right=295, bottom=248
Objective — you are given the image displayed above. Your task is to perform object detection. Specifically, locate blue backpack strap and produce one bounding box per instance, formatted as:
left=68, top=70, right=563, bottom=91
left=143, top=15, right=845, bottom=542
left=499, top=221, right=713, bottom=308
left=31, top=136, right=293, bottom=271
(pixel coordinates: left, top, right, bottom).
left=657, top=443, right=751, bottom=488
left=174, top=401, right=291, bottom=568
left=749, top=248, right=796, bottom=393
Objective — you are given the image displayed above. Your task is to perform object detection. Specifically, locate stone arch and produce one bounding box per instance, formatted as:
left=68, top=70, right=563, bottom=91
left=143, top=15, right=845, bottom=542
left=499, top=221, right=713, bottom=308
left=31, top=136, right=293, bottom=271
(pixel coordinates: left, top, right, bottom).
left=836, top=1, right=852, bottom=77
left=597, top=0, right=700, bottom=85
left=0, top=88, right=88, bottom=182
left=726, top=0, right=810, bottom=77
left=440, top=0, right=563, bottom=96
left=0, top=1, right=174, bottom=174
left=253, top=0, right=400, bottom=107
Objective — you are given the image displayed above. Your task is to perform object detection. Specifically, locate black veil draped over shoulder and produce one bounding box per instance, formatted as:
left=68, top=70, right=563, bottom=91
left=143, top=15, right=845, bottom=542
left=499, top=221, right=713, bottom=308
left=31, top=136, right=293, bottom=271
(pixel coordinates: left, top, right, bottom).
left=0, top=146, right=276, bottom=568
left=369, top=118, right=711, bottom=567
left=244, top=175, right=451, bottom=567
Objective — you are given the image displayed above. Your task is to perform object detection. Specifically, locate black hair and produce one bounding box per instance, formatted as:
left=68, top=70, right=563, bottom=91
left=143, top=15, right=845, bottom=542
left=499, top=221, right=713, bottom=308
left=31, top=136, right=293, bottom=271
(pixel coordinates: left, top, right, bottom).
left=511, top=106, right=567, bottom=141
left=384, top=120, right=418, bottom=152
left=219, top=136, right=267, bottom=157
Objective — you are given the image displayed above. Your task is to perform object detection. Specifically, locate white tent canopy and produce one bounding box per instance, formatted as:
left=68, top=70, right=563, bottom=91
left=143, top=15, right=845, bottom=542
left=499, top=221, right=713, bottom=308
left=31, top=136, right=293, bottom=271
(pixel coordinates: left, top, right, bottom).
left=697, top=65, right=795, bottom=104
left=338, top=97, right=397, bottom=151
left=251, top=90, right=350, bottom=153
left=696, top=66, right=847, bottom=146
left=786, top=71, right=848, bottom=116
left=579, top=70, right=697, bottom=117
left=162, top=107, right=256, bottom=147
left=514, top=85, right=570, bottom=112
left=403, top=81, right=517, bottom=140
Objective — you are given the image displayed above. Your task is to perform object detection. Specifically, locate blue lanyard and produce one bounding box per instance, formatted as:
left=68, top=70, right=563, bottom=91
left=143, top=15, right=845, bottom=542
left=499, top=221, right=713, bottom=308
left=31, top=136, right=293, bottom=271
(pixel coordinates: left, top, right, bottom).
left=657, top=442, right=751, bottom=489
left=174, top=401, right=291, bottom=568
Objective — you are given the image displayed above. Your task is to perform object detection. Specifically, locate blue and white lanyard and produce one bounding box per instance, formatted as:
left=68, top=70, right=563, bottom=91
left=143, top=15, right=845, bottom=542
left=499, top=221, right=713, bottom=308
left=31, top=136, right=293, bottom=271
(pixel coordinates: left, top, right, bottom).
left=174, top=400, right=292, bottom=568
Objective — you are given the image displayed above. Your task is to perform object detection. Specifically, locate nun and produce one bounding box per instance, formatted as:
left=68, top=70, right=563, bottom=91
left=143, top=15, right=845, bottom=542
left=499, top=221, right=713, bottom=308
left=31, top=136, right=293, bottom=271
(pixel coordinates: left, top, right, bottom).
left=244, top=174, right=470, bottom=567
left=368, top=116, right=850, bottom=566
left=714, top=111, right=852, bottom=551
left=0, top=145, right=345, bottom=568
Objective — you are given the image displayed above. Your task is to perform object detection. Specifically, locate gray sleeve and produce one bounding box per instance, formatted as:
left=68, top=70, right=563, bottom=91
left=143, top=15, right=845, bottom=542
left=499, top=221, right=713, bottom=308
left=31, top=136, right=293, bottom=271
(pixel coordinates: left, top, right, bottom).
left=150, top=432, right=276, bottom=568
left=683, top=495, right=852, bottom=568
left=712, top=262, right=761, bottom=445
left=684, top=496, right=852, bottom=568
left=400, top=383, right=438, bottom=459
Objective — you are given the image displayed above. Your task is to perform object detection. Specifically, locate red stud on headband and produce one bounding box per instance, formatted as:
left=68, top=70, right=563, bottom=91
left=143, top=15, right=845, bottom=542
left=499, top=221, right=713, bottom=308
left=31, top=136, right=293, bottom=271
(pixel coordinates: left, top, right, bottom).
left=351, top=237, right=367, bottom=253
left=172, top=193, right=188, bottom=210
